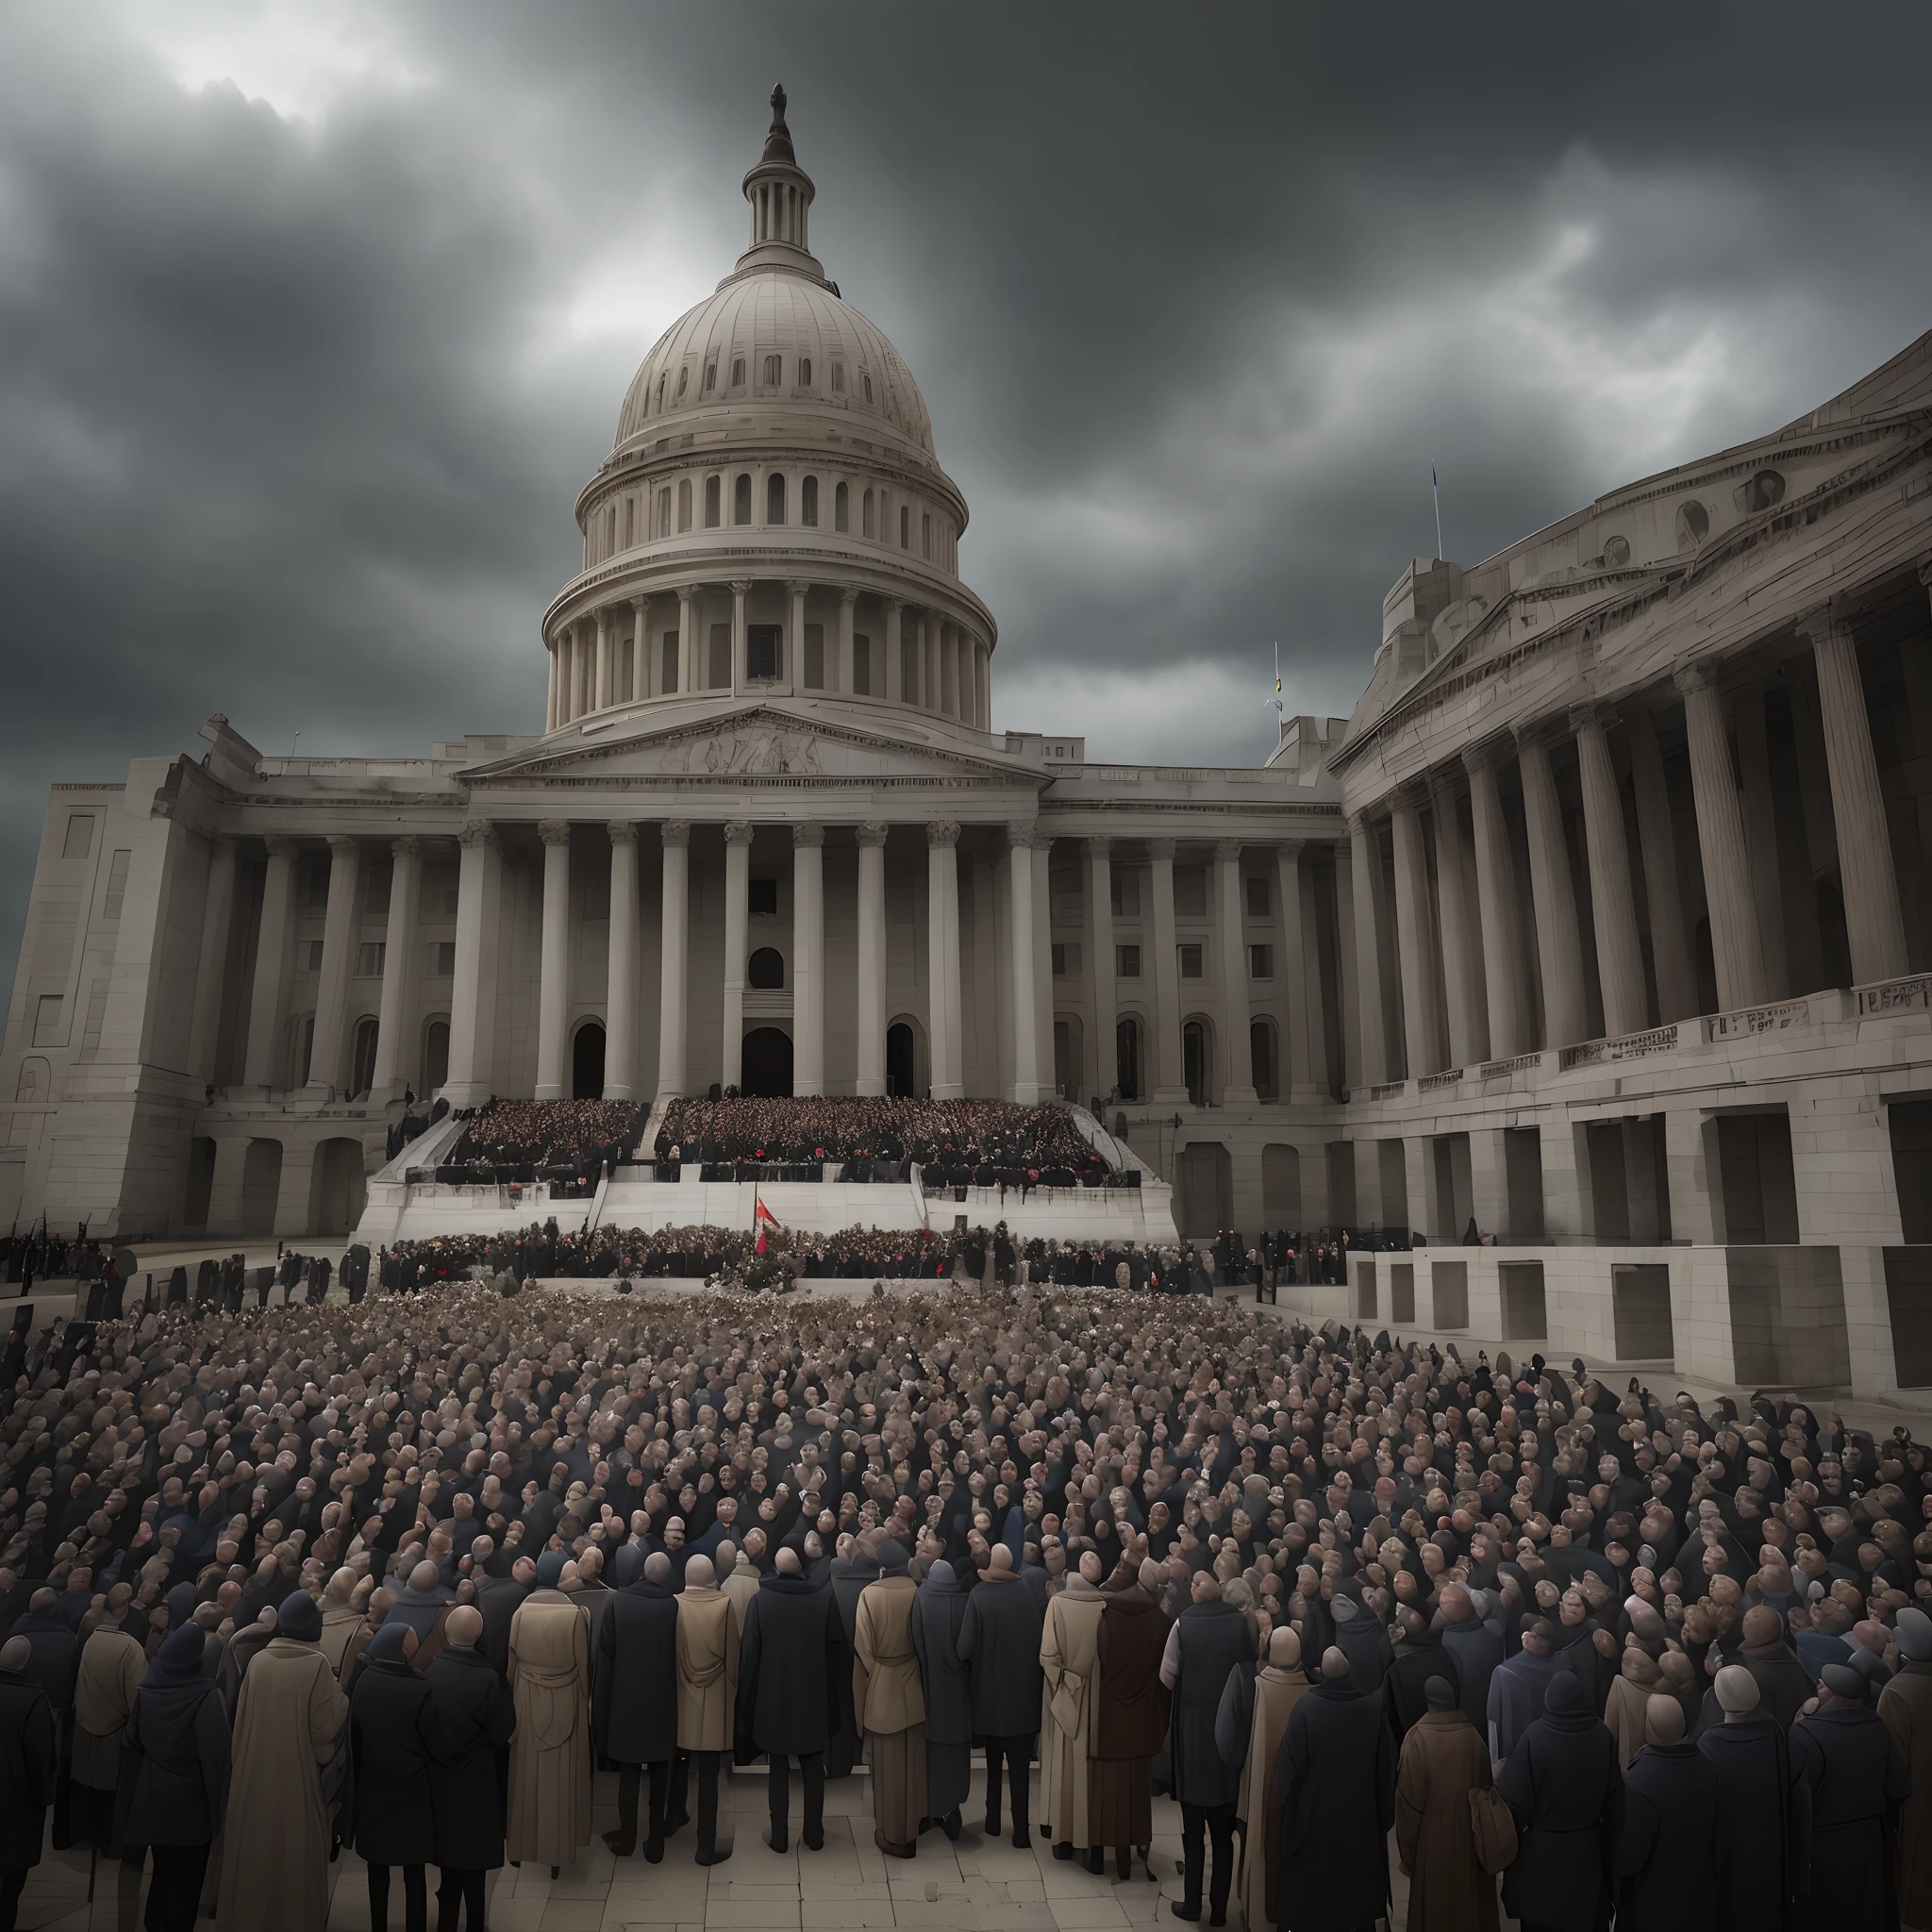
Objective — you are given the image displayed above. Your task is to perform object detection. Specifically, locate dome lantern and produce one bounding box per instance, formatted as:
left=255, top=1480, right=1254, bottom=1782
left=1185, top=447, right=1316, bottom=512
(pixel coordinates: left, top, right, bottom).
left=734, top=84, right=826, bottom=286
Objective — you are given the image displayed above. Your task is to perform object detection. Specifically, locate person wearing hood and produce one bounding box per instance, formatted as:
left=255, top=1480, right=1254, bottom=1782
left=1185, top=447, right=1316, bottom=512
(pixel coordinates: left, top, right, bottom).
left=853, top=1539, right=925, bottom=1858
left=1790, top=1663, right=1911, bottom=1932
left=1737, top=1605, right=1812, bottom=1730
left=1276, top=1648, right=1396, bottom=1932
left=1215, top=1625, right=1310, bottom=1932
left=216, top=1591, right=349, bottom=1932
left=120, top=1624, right=229, bottom=1932
left=0, top=1636, right=56, bottom=1932
left=1092, top=1558, right=1172, bottom=1881
left=909, top=1555, right=972, bottom=1839
left=506, top=1549, right=592, bottom=1876
left=1495, top=1671, right=1622, bottom=1932
left=1040, top=1548, right=1107, bottom=1868
left=1878, top=1607, right=1932, bottom=1932
left=1487, top=1617, right=1560, bottom=1766
left=424, top=1604, right=514, bottom=1932
left=1162, top=1572, right=1257, bottom=1924
left=735, top=1545, right=847, bottom=1853
left=958, top=1542, right=1044, bottom=1850
left=1698, top=1667, right=1793, bottom=1932
left=1614, top=1695, right=1715, bottom=1932
left=674, top=1551, right=739, bottom=1865
left=1393, top=1676, right=1497, bottom=1932
left=1383, top=1606, right=1459, bottom=1746
left=349, top=1621, right=437, bottom=1932
left=381, top=1558, right=453, bottom=1673
left=317, top=1567, right=360, bottom=1673
left=1328, top=1593, right=1392, bottom=1695
left=594, top=1547, right=681, bottom=1862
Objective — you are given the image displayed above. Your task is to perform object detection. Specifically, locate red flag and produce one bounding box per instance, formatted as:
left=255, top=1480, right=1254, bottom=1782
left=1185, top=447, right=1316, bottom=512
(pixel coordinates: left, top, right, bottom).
left=754, top=1192, right=780, bottom=1255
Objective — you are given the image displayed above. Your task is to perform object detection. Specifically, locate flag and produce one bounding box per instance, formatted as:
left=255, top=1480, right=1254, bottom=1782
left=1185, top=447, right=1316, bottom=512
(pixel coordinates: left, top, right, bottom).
left=754, top=1192, right=781, bottom=1255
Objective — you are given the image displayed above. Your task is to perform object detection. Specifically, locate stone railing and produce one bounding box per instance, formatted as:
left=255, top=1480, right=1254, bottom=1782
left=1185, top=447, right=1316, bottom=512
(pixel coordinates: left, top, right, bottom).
left=1417, top=1068, right=1465, bottom=1092
left=1478, top=1052, right=1545, bottom=1079
left=1560, top=1024, right=1681, bottom=1070
left=1706, top=998, right=1809, bottom=1042
left=1856, top=973, right=1932, bottom=1018
left=1366, top=1080, right=1407, bottom=1101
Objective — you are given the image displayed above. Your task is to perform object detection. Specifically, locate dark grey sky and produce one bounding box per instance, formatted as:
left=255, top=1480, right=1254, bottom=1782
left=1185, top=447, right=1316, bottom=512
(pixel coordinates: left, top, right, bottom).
left=4, top=3, right=1931, bottom=1013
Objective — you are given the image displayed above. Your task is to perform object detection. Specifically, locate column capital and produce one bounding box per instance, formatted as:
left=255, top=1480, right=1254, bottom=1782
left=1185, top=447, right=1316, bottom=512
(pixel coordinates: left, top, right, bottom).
left=884, top=595, right=906, bottom=616
left=728, top=578, right=753, bottom=597
left=1148, top=837, right=1176, bottom=860
left=723, top=820, right=754, bottom=848
left=785, top=577, right=810, bottom=596
left=265, top=834, right=301, bottom=861
left=391, top=835, right=422, bottom=861
left=1213, top=839, right=1242, bottom=863
left=1424, top=768, right=1464, bottom=809
left=660, top=820, right=691, bottom=850
left=1566, top=700, right=1620, bottom=737
left=1509, top=715, right=1565, bottom=754
left=1275, top=838, right=1306, bottom=861
left=1007, top=820, right=1047, bottom=852
left=1459, top=734, right=1512, bottom=776
left=1793, top=603, right=1853, bottom=648
left=856, top=822, right=890, bottom=849
left=1673, top=660, right=1719, bottom=697
left=1083, top=834, right=1112, bottom=860
left=538, top=819, right=572, bottom=848
left=792, top=823, right=825, bottom=849
left=926, top=819, right=961, bottom=849
left=1390, top=782, right=1429, bottom=818
left=840, top=586, right=860, bottom=608
left=1342, top=813, right=1371, bottom=841
left=594, top=608, right=609, bottom=635
left=458, top=819, right=495, bottom=851
left=631, top=594, right=649, bottom=614
left=607, top=821, right=638, bottom=849
left=326, top=833, right=358, bottom=858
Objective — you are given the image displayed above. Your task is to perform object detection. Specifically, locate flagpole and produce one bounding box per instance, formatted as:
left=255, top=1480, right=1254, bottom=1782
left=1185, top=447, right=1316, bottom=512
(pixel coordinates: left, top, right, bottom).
left=1432, top=463, right=1443, bottom=564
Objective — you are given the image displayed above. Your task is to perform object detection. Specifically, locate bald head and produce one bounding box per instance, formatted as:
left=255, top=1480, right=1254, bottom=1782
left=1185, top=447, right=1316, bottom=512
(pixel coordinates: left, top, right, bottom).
left=1269, top=1626, right=1301, bottom=1669
left=775, top=1546, right=801, bottom=1576
left=1079, top=1550, right=1103, bottom=1585
left=444, top=1605, right=483, bottom=1649
left=408, top=1560, right=439, bottom=1592
left=0, top=1639, right=26, bottom=1674
left=989, top=1545, right=1014, bottom=1574
left=643, top=1551, right=671, bottom=1584
left=683, top=1554, right=716, bottom=1591
left=1644, top=1694, right=1684, bottom=1745
left=1321, top=1646, right=1350, bottom=1681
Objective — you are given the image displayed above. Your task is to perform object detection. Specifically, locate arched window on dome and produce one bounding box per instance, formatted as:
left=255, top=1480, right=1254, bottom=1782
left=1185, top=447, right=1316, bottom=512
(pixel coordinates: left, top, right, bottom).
left=801, top=476, right=819, bottom=528
left=734, top=474, right=752, bottom=526
left=675, top=366, right=689, bottom=402
left=899, top=506, right=910, bottom=550
left=657, top=488, right=672, bottom=539
left=677, top=478, right=691, bottom=532
left=705, top=475, right=721, bottom=529
left=704, top=361, right=717, bottom=395
left=862, top=374, right=874, bottom=404
left=767, top=473, right=786, bottom=525
left=831, top=363, right=845, bottom=393
left=656, top=375, right=666, bottom=411
left=861, top=489, right=875, bottom=540
left=835, top=480, right=850, bottom=532
left=798, top=357, right=812, bottom=388
left=731, top=358, right=746, bottom=390
left=762, top=354, right=781, bottom=387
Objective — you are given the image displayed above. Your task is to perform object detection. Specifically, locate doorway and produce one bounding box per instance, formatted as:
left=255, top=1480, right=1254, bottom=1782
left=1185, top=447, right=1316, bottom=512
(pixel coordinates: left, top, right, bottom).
left=742, top=1026, right=794, bottom=1098
left=886, top=1023, right=916, bottom=1097
left=572, top=1022, right=606, bottom=1100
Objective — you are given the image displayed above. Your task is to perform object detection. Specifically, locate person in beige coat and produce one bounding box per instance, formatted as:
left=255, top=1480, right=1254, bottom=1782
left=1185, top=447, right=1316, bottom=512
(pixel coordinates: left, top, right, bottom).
left=216, top=1593, right=349, bottom=1932
left=1040, top=1549, right=1107, bottom=1868
left=675, top=1552, right=740, bottom=1865
left=506, top=1560, right=593, bottom=1876
left=853, top=1540, right=925, bottom=1857
left=1224, top=1626, right=1312, bottom=1932
left=1604, top=1645, right=1664, bottom=1771
left=69, top=1602, right=147, bottom=1924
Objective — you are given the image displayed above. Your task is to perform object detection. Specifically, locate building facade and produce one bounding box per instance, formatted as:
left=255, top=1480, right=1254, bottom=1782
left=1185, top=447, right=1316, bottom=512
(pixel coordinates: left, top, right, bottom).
left=6, top=92, right=1932, bottom=1401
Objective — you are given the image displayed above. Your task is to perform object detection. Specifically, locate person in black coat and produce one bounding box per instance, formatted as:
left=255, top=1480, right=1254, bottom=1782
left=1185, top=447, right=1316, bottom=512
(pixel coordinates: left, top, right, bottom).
left=1383, top=1607, right=1459, bottom=1744
left=1275, top=1649, right=1396, bottom=1932
left=594, top=1548, right=682, bottom=1860
left=1328, top=1595, right=1392, bottom=1696
left=424, top=1605, right=514, bottom=1932
left=957, top=1546, right=1044, bottom=1846
left=1496, top=1670, right=1623, bottom=1932
left=478, top=1556, right=536, bottom=1679
left=1697, top=1667, right=1793, bottom=1932
left=734, top=1547, right=848, bottom=1852
left=1160, top=1574, right=1257, bottom=1924
left=1789, top=1664, right=1912, bottom=1932
left=118, top=1623, right=229, bottom=1932
left=351, top=1621, right=437, bottom=1932
left=0, top=1637, right=57, bottom=1932
left=1614, top=1695, right=1715, bottom=1932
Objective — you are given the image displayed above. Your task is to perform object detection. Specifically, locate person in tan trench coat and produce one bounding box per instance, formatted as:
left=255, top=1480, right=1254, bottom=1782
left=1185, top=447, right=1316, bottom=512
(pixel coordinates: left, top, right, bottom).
left=1393, top=1677, right=1499, bottom=1932
left=675, top=1553, right=740, bottom=1865
left=216, top=1593, right=348, bottom=1932
left=1218, top=1625, right=1311, bottom=1932
left=853, top=1540, right=925, bottom=1857
left=1040, top=1550, right=1107, bottom=1868
left=506, top=1562, right=593, bottom=1875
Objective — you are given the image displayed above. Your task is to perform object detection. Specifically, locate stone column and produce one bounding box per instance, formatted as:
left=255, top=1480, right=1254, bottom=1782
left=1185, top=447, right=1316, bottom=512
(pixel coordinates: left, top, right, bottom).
left=943, top=626, right=959, bottom=717
left=446, top=820, right=501, bottom=1103
left=1087, top=836, right=1116, bottom=1099
left=838, top=589, right=858, bottom=696
left=1732, top=683, right=1789, bottom=997
left=1572, top=705, right=1649, bottom=1039
left=656, top=822, right=691, bottom=1097
left=630, top=597, right=649, bottom=704
left=1675, top=663, right=1770, bottom=1012
left=1463, top=744, right=1528, bottom=1058
left=545, top=641, right=560, bottom=731
left=307, top=836, right=360, bottom=1091
left=1802, top=609, right=1910, bottom=985
left=1334, top=843, right=1360, bottom=1089
left=605, top=823, right=639, bottom=1100
left=721, top=822, right=751, bottom=1094
left=1150, top=838, right=1187, bottom=1102
left=1428, top=779, right=1486, bottom=1068
left=533, top=821, right=573, bottom=1100
left=1515, top=726, right=1588, bottom=1047
left=1390, top=792, right=1442, bottom=1076
left=593, top=608, right=611, bottom=711
left=885, top=599, right=905, bottom=703
left=1214, top=840, right=1255, bottom=1103
left=1008, top=823, right=1046, bottom=1103
left=856, top=824, right=888, bottom=1094
left=188, top=834, right=239, bottom=1084
left=924, top=616, right=939, bottom=713
left=1274, top=841, right=1318, bottom=1099
left=793, top=824, right=825, bottom=1095
left=729, top=580, right=750, bottom=694
left=676, top=589, right=697, bottom=694
left=1625, top=706, right=1697, bottom=1023
left=369, top=835, right=421, bottom=1096
left=927, top=821, right=963, bottom=1097
left=1346, top=814, right=1391, bottom=1086
left=788, top=579, right=808, bottom=687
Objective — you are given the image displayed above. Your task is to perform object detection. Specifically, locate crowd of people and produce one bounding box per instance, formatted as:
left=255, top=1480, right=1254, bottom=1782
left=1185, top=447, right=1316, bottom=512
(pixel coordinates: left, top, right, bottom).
left=0, top=1276, right=1925, bottom=1932
left=1, top=1234, right=108, bottom=1295
left=437, top=1100, right=647, bottom=1187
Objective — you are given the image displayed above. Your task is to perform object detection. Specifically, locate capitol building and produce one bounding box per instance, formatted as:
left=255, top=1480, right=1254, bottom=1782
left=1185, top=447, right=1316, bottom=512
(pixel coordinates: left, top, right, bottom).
left=8, top=92, right=1932, bottom=1406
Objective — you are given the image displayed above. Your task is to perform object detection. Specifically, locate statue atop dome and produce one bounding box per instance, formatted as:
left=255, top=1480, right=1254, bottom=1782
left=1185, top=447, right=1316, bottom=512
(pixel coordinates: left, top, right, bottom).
left=737, top=82, right=821, bottom=283
left=760, top=84, right=797, bottom=168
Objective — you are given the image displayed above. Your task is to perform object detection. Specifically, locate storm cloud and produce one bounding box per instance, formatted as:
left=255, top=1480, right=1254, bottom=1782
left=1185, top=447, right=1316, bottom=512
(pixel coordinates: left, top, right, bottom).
left=4, top=2, right=1931, bottom=1008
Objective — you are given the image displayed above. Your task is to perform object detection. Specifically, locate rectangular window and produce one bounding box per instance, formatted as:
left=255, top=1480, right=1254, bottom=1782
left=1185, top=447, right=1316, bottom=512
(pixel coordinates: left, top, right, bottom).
left=705, top=475, right=721, bottom=527
left=661, top=629, right=679, bottom=692
left=1249, top=944, right=1274, bottom=979
left=803, top=623, right=824, bottom=689
left=748, top=878, right=778, bottom=918
left=658, top=488, right=672, bottom=538
left=922, top=511, right=932, bottom=559
left=1052, top=941, right=1081, bottom=977
left=76, top=979, right=108, bottom=1063
left=708, top=623, right=731, bottom=688
left=62, top=814, right=93, bottom=860
left=1109, top=868, right=1140, bottom=918
left=307, top=940, right=325, bottom=972
left=428, top=941, right=457, bottom=976
left=357, top=941, right=387, bottom=977
left=32, top=994, right=62, bottom=1045
left=852, top=633, right=871, bottom=695
left=1178, top=942, right=1204, bottom=979
left=1246, top=874, right=1270, bottom=919
left=677, top=478, right=692, bottom=531
left=746, top=625, right=783, bottom=680
left=899, top=505, right=910, bottom=548
left=704, top=361, right=717, bottom=394
left=307, top=864, right=329, bottom=910
left=102, top=849, right=131, bottom=921
left=1174, top=867, right=1208, bottom=917
left=1116, top=944, right=1141, bottom=979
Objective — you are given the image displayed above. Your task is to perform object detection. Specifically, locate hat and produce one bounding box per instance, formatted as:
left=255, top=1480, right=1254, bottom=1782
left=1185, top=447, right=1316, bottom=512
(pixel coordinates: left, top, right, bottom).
left=1424, top=1677, right=1457, bottom=1712
left=1713, top=1665, right=1759, bottom=1715
left=1544, top=1673, right=1586, bottom=1715
left=1821, top=1663, right=1867, bottom=1703
left=877, top=1540, right=910, bottom=1577
left=1896, top=1607, right=1932, bottom=1663
left=275, top=1591, right=323, bottom=1643
left=612, top=1545, right=644, bottom=1588
left=535, top=1551, right=566, bottom=1589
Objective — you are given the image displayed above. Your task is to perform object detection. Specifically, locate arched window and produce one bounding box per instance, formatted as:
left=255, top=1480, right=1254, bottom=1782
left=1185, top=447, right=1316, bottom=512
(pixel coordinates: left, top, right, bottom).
left=703, top=360, right=717, bottom=395
left=423, top=1017, right=450, bottom=1092
left=899, top=505, right=910, bottom=549
left=1250, top=1019, right=1276, bottom=1101
left=1115, top=1017, right=1141, bottom=1103
left=835, top=480, right=850, bottom=531
left=801, top=475, right=818, bottom=527
left=657, top=488, right=672, bottom=537
left=734, top=474, right=752, bottom=525
left=677, top=477, right=691, bottom=531
left=656, top=375, right=665, bottom=411
left=762, top=354, right=781, bottom=386
left=831, top=362, right=845, bottom=393
left=798, top=357, right=812, bottom=387
left=1183, top=1020, right=1209, bottom=1107
left=351, top=1016, right=379, bottom=1097
left=766, top=472, right=786, bottom=525
left=675, top=366, right=689, bottom=401
left=747, top=947, right=785, bottom=990
left=730, top=358, right=745, bottom=388
left=862, top=374, right=874, bottom=404
left=704, top=475, right=721, bottom=528
left=862, top=489, right=875, bottom=539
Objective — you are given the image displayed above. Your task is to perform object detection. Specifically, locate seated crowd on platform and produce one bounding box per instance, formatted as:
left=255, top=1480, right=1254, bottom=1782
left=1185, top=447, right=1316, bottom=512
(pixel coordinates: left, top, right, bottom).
left=0, top=1274, right=1925, bottom=1931
left=435, top=1097, right=647, bottom=1188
